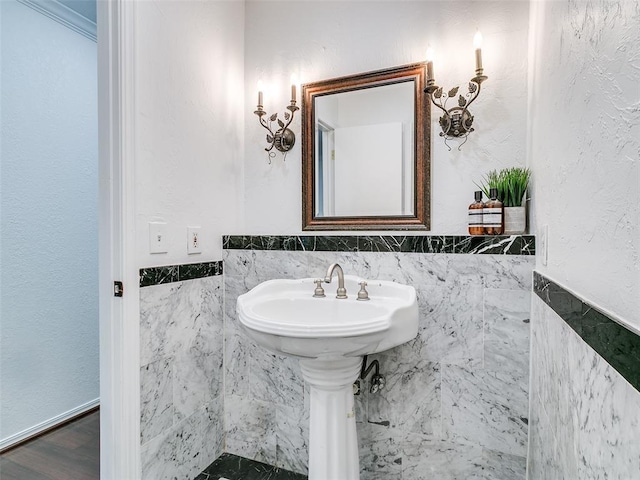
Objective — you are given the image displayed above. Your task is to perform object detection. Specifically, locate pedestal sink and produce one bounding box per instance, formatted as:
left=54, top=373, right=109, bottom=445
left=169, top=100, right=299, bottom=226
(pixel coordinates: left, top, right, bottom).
left=237, top=273, right=419, bottom=480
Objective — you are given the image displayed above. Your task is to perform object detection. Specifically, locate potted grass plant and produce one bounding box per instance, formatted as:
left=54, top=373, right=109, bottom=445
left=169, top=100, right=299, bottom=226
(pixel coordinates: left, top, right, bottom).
left=477, top=167, right=531, bottom=234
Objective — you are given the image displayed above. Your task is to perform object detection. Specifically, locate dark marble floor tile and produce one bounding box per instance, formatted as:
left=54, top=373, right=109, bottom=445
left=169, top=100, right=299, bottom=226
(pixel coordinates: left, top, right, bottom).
left=198, top=453, right=307, bottom=480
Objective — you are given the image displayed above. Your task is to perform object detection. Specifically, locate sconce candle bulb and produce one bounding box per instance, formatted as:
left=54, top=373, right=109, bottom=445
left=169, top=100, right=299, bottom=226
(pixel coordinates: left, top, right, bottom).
left=425, top=46, right=435, bottom=84
left=257, top=80, right=264, bottom=108
left=473, top=31, right=483, bottom=76
left=424, top=31, right=488, bottom=150
left=290, top=73, right=298, bottom=104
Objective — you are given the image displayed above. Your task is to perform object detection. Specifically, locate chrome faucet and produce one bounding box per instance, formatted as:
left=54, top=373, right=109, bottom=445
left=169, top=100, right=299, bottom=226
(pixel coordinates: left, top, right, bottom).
left=324, top=263, right=347, bottom=299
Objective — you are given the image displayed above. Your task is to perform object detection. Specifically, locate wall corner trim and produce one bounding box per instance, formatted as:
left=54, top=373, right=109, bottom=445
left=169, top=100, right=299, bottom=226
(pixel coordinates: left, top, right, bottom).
left=17, top=0, right=97, bottom=42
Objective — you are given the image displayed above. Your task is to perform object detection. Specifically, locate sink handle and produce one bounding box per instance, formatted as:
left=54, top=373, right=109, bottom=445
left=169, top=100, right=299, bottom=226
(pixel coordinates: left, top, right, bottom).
left=357, top=281, right=370, bottom=301
left=313, top=279, right=326, bottom=298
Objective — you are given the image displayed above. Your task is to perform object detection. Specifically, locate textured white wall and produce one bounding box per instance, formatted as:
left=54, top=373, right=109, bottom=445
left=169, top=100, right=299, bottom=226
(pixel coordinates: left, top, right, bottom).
left=528, top=0, right=640, bottom=329
left=243, top=0, right=530, bottom=234
left=0, top=0, right=98, bottom=441
left=135, top=0, right=245, bottom=267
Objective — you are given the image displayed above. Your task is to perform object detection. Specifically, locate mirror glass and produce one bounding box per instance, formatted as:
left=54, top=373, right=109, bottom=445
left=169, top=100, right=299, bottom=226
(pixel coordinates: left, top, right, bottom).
left=302, top=63, right=430, bottom=230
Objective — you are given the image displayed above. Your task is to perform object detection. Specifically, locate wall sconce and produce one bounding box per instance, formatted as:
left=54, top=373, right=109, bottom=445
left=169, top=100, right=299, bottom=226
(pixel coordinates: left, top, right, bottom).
left=424, top=31, right=488, bottom=150
left=254, top=76, right=299, bottom=162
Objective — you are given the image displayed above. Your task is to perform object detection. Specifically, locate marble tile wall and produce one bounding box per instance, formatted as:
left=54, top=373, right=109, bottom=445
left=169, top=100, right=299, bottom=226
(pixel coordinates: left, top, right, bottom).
left=139, top=275, right=225, bottom=480
left=223, top=248, right=534, bottom=479
left=529, top=289, right=640, bottom=478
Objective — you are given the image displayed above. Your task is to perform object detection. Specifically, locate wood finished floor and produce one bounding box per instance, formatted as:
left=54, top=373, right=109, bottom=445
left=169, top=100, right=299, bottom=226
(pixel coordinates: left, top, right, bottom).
left=0, top=410, right=100, bottom=480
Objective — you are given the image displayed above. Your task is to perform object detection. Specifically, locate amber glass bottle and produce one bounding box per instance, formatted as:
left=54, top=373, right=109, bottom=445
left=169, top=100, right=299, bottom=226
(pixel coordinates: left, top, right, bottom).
left=468, top=191, right=484, bottom=235
left=484, top=188, right=504, bottom=235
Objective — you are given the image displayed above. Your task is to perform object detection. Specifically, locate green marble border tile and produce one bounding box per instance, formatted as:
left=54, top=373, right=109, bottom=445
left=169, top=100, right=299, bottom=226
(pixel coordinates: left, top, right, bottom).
left=139, top=261, right=223, bottom=287
left=534, top=271, right=640, bottom=392
left=222, top=235, right=535, bottom=255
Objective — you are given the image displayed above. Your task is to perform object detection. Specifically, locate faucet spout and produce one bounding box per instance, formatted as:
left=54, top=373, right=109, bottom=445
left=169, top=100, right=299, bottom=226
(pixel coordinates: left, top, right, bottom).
left=324, top=263, right=348, bottom=299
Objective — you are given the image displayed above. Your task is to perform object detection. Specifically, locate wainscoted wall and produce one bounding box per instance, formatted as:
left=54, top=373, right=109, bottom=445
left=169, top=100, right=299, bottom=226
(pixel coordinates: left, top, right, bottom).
left=529, top=273, right=640, bottom=479
left=139, top=262, right=224, bottom=480
left=223, top=235, right=534, bottom=479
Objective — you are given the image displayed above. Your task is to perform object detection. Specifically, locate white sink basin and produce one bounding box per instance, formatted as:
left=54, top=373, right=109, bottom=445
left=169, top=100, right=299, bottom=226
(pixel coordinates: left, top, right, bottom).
left=236, top=273, right=419, bottom=480
left=237, top=275, right=418, bottom=359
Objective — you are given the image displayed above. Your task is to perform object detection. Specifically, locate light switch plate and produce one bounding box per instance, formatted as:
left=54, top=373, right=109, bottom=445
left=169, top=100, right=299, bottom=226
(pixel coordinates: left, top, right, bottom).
left=149, top=222, right=168, bottom=254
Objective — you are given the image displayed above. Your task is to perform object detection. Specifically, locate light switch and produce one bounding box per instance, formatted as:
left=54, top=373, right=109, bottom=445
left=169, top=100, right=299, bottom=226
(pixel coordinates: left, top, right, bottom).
left=149, top=222, right=168, bottom=254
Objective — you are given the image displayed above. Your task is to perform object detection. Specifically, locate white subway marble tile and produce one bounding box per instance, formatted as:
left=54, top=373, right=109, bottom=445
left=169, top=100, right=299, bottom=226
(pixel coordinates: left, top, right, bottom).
left=223, top=249, right=255, bottom=277
left=448, top=255, right=534, bottom=291
left=251, top=251, right=312, bottom=280
left=536, top=297, right=572, bottom=445
left=482, top=448, right=526, bottom=479
left=377, top=282, right=483, bottom=375
left=140, top=357, right=173, bottom=445
left=249, top=348, right=305, bottom=409
left=527, top=396, right=563, bottom=480
left=227, top=250, right=311, bottom=284
left=140, top=282, right=181, bottom=366
left=354, top=378, right=368, bottom=424
left=367, top=365, right=441, bottom=438
left=141, top=422, right=182, bottom=480
left=305, top=251, right=372, bottom=280
left=402, top=434, right=484, bottom=480
left=275, top=403, right=309, bottom=475
left=225, top=394, right=277, bottom=465
left=483, top=289, right=531, bottom=379
left=367, top=372, right=403, bottom=427
left=416, top=280, right=484, bottom=368
left=188, top=398, right=224, bottom=475
left=306, top=251, right=450, bottom=287
left=172, top=278, right=223, bottom=421
left=173, top=351, right=222, bottom=422
left=569, top=327, right=640, bottom=479
left=224, top=274, right=254, bottom=396
left=140, top=277, right=223, bottom=367
left=358, top=423, right=403, bottom=480
left=141, top=400, right=223, bottom=480
left=362, top=252, right=449, bottom=286
left=442, top=365, right=528, bottom=457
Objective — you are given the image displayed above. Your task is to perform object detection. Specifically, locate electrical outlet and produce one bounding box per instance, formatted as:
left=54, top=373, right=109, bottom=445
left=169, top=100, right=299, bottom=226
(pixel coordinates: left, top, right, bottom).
left=540, top=224, right=548, bottom=266
left=149, top=222, right=168, bottom=254
left=187, top=227, right=202, bottom=254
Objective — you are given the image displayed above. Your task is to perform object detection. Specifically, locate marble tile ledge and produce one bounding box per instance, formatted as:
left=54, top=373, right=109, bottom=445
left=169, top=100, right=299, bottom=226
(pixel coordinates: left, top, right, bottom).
left=223, top=235, right=535, bottom=255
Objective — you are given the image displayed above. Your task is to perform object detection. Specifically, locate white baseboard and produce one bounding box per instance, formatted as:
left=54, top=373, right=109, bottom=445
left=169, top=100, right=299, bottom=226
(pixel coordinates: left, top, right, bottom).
left=0, top=398, right=100, bottom=452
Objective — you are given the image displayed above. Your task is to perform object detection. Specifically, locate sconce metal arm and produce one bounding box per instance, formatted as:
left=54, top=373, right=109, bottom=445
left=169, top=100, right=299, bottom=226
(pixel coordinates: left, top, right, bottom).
left=254, top=102, right=300, bottom=158
left=424, top=73, right=487, bottom=149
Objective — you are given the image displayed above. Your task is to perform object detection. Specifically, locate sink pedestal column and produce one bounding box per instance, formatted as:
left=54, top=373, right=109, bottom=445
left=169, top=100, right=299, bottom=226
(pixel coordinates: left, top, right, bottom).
left=299, top=357, right=363, bottom=480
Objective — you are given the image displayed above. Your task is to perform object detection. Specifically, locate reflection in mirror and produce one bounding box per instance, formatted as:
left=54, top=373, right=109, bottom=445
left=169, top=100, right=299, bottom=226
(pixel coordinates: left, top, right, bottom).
left=315, top=82, right=414, bottom=217
left=302, top=63, right=430, bottom=230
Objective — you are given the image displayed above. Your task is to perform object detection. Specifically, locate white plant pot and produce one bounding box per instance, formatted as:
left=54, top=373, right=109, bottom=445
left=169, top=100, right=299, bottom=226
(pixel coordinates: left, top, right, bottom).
left=504, top=206, right=526, bottom=234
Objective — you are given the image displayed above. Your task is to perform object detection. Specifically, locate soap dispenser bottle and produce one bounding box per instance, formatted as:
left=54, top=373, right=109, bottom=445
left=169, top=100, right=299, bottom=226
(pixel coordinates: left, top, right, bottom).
left=484, top=188, right=504, bottom=235
left=468, top=191, right=484, bottom=235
